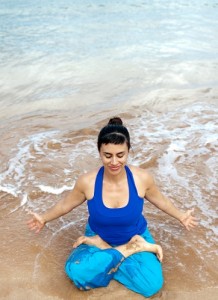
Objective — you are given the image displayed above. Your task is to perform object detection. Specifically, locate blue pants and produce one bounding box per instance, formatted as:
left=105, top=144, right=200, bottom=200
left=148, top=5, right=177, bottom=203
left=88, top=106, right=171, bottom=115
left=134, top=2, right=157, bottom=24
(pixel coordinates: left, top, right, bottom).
left=65, top=224, right=163, bottom=298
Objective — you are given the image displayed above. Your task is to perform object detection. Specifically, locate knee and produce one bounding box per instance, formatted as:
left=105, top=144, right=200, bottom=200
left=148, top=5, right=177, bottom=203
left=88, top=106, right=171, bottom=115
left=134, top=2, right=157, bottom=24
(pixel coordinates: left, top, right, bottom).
left=142, top=270, right=164, bottom=297
left=131, top=258, right=164, bottom=297
left=65, top=257, right=79, bottom=281
left=65, top=249, right=97, bottom=290
left=65, top=245, right=94, bottom=290
left=65, top=247, right=120, bottom=290
left=146, top=273, right=164, bottom=297
left=65, top=259, right=88, bottom=290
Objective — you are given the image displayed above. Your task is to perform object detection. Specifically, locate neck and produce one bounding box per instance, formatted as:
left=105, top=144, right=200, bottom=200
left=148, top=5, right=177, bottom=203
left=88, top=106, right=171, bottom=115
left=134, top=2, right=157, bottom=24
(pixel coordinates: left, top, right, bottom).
left=103, top=166, right=126, bottom=183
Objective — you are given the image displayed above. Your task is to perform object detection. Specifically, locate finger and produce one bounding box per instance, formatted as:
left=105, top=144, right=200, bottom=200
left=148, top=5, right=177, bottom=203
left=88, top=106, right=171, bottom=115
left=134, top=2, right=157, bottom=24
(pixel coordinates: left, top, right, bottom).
left=30, top=223, right=39, bottom=229
left=35, top=227, right=41, bottom=234
left=186, top=222, right=197, bottom=230
left=30, top=226, right=37, bottom=231
left=27, top=213, right=39, bottom=225
left=27, top=221, right=37, bottom=228
left=188, top=224, right=195, bottom=229
left=185, top=222, right=192, bottom=230
left=27, top=219, right=35, bottom=225
left=28, top=223, right=36, bottom=230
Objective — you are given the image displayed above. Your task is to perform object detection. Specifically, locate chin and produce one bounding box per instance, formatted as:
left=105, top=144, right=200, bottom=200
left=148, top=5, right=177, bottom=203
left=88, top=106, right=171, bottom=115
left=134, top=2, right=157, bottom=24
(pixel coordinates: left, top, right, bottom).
left=108, top=165, right=123, bottom=173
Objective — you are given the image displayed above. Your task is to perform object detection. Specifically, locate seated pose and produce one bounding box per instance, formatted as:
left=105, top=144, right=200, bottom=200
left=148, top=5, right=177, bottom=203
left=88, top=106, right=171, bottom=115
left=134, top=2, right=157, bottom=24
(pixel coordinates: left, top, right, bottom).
left=27, top=117, right=197, bottom=298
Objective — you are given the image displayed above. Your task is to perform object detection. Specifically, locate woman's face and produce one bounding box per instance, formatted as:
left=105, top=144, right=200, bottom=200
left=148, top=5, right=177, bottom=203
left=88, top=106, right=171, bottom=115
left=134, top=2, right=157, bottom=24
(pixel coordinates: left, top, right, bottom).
left=99, top=143, right=129, bottom=175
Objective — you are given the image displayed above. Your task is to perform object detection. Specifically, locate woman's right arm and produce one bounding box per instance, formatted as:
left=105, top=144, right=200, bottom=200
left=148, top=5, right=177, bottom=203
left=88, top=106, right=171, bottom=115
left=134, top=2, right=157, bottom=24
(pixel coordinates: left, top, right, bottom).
left=27, top=176, right=86, bottom=233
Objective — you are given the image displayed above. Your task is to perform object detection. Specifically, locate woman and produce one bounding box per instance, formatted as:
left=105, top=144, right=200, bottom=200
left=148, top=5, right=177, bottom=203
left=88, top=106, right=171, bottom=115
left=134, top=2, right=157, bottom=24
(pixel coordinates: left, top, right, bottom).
left=27, top=117, right=197, bottom=298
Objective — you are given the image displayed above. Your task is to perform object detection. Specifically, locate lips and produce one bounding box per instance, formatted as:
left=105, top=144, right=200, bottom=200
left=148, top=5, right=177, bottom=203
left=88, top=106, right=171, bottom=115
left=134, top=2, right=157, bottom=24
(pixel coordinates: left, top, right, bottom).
left=109, top=166, right=120, bottom=171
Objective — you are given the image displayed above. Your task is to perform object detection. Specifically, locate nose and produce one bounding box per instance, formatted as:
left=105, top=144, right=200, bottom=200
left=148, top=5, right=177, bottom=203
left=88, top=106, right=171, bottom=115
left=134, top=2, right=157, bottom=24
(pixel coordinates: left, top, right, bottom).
left=111, top=156, right=118, bottom=165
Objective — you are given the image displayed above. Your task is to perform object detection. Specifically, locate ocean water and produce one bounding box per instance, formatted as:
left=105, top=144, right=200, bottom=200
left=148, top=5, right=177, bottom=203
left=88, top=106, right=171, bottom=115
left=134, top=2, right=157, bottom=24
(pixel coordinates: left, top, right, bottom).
left=0, top=1, right=218, bottom=299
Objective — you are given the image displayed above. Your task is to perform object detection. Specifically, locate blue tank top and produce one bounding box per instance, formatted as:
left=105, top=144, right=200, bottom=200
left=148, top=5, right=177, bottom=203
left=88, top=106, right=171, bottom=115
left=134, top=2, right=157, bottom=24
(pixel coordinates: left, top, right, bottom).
left=87, top=165, right=147, bottom=245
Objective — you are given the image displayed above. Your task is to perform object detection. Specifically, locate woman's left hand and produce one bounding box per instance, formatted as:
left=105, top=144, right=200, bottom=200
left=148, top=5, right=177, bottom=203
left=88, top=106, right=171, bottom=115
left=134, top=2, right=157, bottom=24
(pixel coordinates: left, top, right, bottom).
left=179, top=209, right=198, bottom=230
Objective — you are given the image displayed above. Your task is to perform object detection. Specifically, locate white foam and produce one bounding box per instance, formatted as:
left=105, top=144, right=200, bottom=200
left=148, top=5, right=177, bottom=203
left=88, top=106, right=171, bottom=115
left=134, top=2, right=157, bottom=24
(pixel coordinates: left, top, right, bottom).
left=68, top=139, right=98, bottom=166
left=21, top=193, right=28, bottom=206
left=157, top=141, right=189, bottom=187
left=0, top=130, right=59, bottom=206
left=0, top=185, right=18, bottom=197
left=0, top=103, right=217, bottom=249
left=37, top=184, right=73, bottom=195
left=7, top=193, right=29, bottom=215
left=129, top=104, right=218, bottom=236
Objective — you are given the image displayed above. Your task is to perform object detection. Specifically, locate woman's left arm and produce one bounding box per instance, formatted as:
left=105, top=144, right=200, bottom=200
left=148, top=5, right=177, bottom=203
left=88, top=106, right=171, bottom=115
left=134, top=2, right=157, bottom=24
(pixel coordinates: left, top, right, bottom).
left=144, top=174, right=198, bottom=231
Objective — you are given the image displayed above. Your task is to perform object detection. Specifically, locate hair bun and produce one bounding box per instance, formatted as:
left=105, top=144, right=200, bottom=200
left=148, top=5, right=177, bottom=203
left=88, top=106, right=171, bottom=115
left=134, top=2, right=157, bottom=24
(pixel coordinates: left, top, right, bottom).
left=108, top=117, right=123, bottom=126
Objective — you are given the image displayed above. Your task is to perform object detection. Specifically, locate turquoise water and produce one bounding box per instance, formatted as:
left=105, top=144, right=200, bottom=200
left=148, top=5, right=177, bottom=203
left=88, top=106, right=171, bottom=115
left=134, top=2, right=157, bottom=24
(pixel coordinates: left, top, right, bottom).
left=0, top=0, right=218, bottom=118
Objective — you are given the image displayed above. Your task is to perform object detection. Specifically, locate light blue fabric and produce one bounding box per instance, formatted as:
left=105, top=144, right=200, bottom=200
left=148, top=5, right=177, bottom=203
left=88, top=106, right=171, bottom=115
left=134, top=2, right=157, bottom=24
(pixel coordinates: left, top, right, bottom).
left=113, top=227, right=163, bottom=297
left=65, top=224, right=163, bottom=297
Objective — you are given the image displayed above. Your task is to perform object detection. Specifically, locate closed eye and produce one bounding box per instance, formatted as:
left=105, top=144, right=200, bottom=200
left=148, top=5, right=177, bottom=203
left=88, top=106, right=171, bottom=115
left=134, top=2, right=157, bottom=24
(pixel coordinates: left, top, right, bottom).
left=104, top=152, right=125, bottom=159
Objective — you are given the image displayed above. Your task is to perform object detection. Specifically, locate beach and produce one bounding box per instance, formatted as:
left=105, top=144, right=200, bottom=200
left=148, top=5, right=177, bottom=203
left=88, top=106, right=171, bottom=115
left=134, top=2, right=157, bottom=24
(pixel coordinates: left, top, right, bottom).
left=0, top=1, right=218, bottom=299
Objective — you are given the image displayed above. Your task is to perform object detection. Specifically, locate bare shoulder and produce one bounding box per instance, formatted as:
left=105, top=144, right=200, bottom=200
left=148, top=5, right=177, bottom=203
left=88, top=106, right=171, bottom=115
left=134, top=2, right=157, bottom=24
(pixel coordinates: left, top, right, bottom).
left=128, top=165, right=153, bottom=182
left=77, top=168, right=99, bottom=187
left=76, top=168, right=99, bottom=199
left=128, top=165, right=154, bottom=197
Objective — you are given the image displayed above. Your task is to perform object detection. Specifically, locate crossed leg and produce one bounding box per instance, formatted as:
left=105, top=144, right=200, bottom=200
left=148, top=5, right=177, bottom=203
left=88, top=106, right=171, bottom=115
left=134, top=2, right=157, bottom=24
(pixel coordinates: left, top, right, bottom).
left=65, top=226, right=163, bottom=297
left=73, top=234, right=163, bottom=262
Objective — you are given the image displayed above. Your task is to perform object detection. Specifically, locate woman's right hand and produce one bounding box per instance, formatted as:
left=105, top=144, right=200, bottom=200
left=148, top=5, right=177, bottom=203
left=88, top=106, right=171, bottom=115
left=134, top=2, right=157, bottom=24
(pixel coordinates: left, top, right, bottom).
left=27, top=212, right=46, bottom=233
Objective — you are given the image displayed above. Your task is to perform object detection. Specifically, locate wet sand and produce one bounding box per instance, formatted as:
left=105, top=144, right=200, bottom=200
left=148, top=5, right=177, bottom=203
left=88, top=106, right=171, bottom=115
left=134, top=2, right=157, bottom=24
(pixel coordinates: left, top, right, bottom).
left=0, top=99, right=217, bottom=300
left=1, top=0, right=218, bottom=298
left=1, top=189, right=218, bottom=300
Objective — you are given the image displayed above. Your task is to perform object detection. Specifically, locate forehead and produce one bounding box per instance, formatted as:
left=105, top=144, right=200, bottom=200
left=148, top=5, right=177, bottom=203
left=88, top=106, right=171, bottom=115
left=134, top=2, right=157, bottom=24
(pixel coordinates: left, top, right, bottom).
left=100, top=143, right=128, bottom=153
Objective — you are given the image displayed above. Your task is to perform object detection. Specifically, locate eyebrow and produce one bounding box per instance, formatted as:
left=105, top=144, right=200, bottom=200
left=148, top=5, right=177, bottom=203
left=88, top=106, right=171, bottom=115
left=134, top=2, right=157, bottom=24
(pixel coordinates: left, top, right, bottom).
left=103, top=151, right=125, bottom=155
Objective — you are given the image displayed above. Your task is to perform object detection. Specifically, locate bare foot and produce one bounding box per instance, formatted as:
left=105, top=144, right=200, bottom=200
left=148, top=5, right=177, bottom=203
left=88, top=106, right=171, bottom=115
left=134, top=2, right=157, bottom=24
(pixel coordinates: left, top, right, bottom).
left=116, top=235, right=163, bottom=261
left=73, top=235, right=111, bottom=250
left=130, top=235, right=163, bottom=262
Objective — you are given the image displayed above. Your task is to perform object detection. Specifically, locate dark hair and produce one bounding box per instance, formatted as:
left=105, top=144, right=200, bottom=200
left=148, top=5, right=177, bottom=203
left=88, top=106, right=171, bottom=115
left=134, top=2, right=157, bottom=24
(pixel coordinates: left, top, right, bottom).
left=97, top=117, right=131, bottom=151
